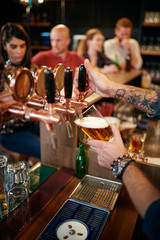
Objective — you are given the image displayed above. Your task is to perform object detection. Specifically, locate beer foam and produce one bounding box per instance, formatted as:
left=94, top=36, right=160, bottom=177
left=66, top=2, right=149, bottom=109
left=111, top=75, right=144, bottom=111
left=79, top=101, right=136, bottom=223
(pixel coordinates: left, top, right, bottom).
left=74, top=116, right=109, bottom=129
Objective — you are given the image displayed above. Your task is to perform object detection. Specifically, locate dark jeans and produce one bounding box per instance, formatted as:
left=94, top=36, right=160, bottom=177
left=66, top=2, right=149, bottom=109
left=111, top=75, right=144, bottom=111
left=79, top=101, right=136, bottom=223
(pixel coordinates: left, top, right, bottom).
left=0, top=123, right=41, bottom=160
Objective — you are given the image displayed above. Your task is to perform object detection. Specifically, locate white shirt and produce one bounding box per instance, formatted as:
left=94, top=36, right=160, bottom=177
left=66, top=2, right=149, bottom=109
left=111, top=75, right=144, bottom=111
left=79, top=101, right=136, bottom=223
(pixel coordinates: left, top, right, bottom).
left=104, top=37, right=143, bottom=69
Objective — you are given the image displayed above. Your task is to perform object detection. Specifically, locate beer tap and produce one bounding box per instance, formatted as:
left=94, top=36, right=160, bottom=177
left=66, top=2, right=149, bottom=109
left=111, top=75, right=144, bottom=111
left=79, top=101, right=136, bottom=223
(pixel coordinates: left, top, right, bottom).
left=28, top=64, right=75, bottom=118
left=6, top=104, right=61, bottom=127
left=78, top=64, right=87, bottom=102
left=53, top=63, right=65, bottom=100
left=44, top=67, right=58, bottom=149
left=54, top=64, right=88, bottom=118
left=0, top=67, right=61, bottom=134
left=62, top=67, right=74, bottom=138
left=72, top=64, right=88, bottom=117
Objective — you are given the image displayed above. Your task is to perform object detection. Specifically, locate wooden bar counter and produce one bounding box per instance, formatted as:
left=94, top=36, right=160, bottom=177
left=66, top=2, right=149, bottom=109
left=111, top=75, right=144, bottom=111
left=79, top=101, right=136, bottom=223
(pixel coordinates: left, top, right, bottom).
left=0, top=166, right=138, bottom=240
left=106, top=69, right=142, bottom=85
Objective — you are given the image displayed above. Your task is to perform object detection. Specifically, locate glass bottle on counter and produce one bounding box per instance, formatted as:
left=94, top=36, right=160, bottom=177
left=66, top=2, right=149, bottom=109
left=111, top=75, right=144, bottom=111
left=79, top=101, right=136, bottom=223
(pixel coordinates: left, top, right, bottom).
left=126, top=49, right=131, bottom=72
left=0, top=155, right=8, bottom=220
left=114, top=55, right=119, bottom=69
left=75, top=142, right=87, bottom=179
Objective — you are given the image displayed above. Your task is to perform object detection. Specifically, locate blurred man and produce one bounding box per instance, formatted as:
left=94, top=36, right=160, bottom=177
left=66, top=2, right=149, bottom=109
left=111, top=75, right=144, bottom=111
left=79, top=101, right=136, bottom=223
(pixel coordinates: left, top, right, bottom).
left=32, top=24, right=84, bottom=74
left=104, top=18, right=143, bottom=70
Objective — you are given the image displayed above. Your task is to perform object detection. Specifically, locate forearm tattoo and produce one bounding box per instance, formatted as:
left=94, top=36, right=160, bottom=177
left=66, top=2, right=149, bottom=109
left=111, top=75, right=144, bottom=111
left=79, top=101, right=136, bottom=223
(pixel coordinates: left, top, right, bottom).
left=115, top=87, right=158, bottom=115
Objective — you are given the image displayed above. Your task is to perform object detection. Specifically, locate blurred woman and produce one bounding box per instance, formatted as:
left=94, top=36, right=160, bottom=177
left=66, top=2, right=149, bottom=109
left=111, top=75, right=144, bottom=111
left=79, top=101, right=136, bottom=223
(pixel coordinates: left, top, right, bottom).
left=0, top=22, right=40, bottom=161
left=77, top=28, right=118, bottom=73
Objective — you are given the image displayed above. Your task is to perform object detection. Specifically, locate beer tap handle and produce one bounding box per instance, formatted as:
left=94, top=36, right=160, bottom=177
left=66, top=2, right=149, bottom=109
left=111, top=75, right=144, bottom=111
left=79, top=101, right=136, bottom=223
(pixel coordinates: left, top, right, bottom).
left=45, top=68, right=57, bottom=148
left=44, top=68, right=55, bottom=104
left=64, top=67, right=73, bottom=100
left=76, top=64, right=87, bottom=118
left=78, top=64, right=86, bottom=101
left=64, top=67, right=73, bottom=138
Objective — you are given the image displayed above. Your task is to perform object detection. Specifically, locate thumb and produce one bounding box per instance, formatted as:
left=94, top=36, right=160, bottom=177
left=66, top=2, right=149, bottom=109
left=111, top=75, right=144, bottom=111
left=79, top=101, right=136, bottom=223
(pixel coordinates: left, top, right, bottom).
left=111, top=125, right=123, bottom=144
left=84, top=59, right=95, bottom=74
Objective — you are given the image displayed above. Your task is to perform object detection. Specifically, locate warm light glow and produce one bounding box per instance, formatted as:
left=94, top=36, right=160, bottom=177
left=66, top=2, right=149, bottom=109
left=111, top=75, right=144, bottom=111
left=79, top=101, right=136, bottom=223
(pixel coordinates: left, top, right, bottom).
left=38, top=0, right=44, bottom=3
left=20, top=0, right=29, bottom=3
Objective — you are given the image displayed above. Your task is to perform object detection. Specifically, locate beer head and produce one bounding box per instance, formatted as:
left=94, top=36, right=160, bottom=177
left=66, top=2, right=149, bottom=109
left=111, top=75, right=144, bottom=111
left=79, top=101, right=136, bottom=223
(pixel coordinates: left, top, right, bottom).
left=75, top=116, right=113, bottom=141
left=75, top=116, right=109, bottom=128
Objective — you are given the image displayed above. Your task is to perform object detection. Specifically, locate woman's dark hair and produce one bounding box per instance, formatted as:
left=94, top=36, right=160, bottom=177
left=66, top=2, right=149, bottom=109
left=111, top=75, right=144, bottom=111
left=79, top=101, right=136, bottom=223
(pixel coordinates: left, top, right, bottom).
left=0, top=22, right=31, bottom=68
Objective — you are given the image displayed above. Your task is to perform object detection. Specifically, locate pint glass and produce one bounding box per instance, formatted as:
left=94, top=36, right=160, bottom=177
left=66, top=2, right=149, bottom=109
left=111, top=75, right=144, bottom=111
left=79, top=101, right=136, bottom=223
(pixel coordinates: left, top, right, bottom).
left=74, top=104, right=113, bottom=141
left=128, top=128, right=146, bottom=153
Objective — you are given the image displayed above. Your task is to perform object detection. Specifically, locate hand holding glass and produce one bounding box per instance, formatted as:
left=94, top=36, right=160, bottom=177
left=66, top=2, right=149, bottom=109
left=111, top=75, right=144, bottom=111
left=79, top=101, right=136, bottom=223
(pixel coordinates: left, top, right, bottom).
left=74, top=104, right=113, bottom=141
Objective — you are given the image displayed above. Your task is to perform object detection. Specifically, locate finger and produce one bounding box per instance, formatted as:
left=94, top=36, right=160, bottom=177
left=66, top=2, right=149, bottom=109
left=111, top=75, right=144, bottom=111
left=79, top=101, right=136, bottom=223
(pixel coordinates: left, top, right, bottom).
left=74, top=88, right=80, bottom=100
left=84, top=88, right=94, bottom=98
left=87, top=138, right=107, bottom=149
left=73, top=70, right=79, bottom=88
left=111, top=125, right=123, bottom=143
left=84, top=59, right=95, bottom=74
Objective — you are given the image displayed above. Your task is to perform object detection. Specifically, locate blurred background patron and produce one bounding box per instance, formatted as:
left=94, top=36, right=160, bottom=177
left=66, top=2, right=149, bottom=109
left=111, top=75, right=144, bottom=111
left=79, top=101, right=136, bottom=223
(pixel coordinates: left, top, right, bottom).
left=0, top=23, right=40, bottom=162
left=32, top=24, right=84, bottom=75
left=104, top=18, right=143, bottom=70
left=77, top=28, right=118, bottom=74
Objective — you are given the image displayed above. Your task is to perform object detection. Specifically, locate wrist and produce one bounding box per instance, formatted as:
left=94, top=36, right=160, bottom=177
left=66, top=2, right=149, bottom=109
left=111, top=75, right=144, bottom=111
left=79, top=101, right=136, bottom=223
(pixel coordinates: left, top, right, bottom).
left=111, top=154, right=135, bottom=181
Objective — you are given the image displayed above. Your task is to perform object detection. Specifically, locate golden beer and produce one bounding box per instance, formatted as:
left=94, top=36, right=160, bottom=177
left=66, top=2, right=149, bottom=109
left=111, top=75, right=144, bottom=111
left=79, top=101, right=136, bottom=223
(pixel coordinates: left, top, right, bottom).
left=128, top=135, right=143, bottom=152
left=75, top=116, right=113, bottom=141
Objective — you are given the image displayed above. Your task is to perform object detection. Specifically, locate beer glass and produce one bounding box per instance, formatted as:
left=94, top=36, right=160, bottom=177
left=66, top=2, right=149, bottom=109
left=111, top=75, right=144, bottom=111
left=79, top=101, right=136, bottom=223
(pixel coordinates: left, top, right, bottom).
left=128, top=128, right=146, bottom=153
left=74, top=104, right=113, bottom=141
left=6, top=161, right=30, bottom=213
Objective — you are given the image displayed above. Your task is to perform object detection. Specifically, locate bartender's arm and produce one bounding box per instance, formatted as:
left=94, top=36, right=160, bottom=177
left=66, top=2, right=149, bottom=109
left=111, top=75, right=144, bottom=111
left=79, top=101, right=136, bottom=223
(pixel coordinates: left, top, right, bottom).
left=74, top=59, right=160, bottom=117
left=122, top=163, right=160, bottom=218
left=87, top=126, right=160, bottom=217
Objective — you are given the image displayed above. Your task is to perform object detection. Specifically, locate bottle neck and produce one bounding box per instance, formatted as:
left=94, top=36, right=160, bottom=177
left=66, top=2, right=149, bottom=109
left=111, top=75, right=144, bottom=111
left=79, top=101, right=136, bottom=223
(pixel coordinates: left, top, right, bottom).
left=78, top=142, right=85, bottom=155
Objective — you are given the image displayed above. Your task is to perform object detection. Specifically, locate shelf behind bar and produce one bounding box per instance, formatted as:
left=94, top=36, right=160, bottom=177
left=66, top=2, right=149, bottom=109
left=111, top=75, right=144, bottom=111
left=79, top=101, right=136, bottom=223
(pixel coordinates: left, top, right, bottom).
left=141, top=49, right=160, bottom=56
left=142, top=22, right=160, bottom=27
left=20, top=22, right=51, bottom=27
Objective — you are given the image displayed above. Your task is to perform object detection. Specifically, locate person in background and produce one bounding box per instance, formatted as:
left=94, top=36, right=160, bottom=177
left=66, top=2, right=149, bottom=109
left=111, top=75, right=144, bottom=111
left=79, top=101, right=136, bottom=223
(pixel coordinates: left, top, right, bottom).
left=31, top=24, right=84, bottom=74
left=74, top=59, right=160, bottom=240
left=77, top=28, right=118, bottom=116
left=77, top=28, right=118, bottom=74
left=104, top=18, right=143, bottom=70
left=0, top=22, right=40, bottom=162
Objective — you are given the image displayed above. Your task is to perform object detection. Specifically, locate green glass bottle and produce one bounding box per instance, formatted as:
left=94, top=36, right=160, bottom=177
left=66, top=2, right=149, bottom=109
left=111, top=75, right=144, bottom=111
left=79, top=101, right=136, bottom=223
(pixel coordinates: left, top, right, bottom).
left=114, top=55, right=119, bottom=69
left=75, top=142, right=87, bottom=179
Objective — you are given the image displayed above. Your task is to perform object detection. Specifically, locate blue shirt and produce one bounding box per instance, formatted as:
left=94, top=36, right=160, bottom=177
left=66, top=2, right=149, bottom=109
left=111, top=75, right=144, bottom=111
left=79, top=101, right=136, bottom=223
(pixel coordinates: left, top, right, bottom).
left=142, top=199, right=160, bottom=240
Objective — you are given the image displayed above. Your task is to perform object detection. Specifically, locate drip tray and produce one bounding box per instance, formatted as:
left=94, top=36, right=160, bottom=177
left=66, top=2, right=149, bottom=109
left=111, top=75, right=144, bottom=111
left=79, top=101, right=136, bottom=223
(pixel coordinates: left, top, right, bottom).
left=37, top=199, right=109, bottom=240
left=37, top=175, right=122, bottom=240
left=70, top=175, right=122, bottom=211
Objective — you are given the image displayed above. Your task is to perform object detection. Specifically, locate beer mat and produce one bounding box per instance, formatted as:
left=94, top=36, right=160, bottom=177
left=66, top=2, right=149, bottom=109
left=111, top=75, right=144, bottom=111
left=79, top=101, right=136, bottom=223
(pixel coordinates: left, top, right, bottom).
left=29, top=162, right=57, bottom=194
left=37, top=199, right=109, bottom=240
left=70, top=175, right=122, bottom=211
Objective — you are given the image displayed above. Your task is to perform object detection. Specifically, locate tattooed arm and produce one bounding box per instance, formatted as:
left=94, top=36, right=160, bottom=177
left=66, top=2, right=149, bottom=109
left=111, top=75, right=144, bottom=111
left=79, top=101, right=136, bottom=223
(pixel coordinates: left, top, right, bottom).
left=76, top=59, right=159, bottom=116
left=114, top=86, right=158, bottom=116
